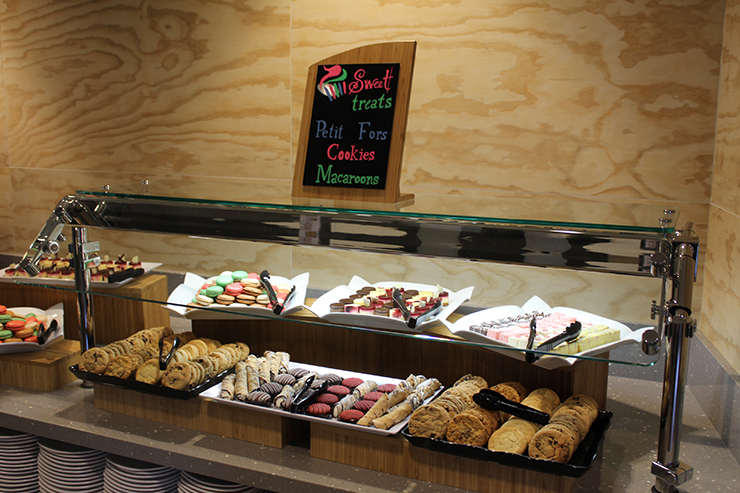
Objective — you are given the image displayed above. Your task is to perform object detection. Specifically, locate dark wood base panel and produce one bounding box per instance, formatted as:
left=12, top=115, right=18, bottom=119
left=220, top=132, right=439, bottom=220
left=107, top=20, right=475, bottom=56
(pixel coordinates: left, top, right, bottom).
left=93, top=384, right=308, bottom=448
left=310, top=424, right=576, bottom=493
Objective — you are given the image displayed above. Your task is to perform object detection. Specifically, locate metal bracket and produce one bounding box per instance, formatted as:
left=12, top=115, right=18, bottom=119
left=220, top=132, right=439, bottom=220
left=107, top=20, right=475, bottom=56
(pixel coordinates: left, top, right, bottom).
left=651, top=461, right=694, bottom=487
left=68, top=241, right=100, bottom=271
left=81, top=241, right=100, bottom=254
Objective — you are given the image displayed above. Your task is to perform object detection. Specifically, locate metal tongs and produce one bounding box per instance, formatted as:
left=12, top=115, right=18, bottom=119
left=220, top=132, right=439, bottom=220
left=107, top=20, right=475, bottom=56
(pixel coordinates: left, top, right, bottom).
left=473, top=389, right=550, bottom=425
left=289, top=375, right=329, bottom=414
left=259, top=270, right=295, bottom=315
left=391, top=288, right=444, bottom=329
left=36, top=319, right=59, bottom=345
left=159, top=336, right=181, bottom=370
left=108, top=267, right=145, bottom=283
left=525, top=318, right=582, bottom=364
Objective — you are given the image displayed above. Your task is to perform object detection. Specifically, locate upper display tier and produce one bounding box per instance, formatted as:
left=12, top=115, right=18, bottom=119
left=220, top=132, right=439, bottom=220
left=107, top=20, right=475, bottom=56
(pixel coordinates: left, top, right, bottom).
left=77, top=184, right=678, bottom=234
left=13, top=190, right=684, bottom=367
left=67, top=189, right=675, bottom=276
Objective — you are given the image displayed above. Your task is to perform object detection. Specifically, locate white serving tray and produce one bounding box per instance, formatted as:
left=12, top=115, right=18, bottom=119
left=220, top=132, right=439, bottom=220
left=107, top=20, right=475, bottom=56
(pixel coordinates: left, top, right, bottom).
left=0, top=303, right=64, bottom=354
left=1, top=263, right=162, bottom=289
left=200, top=361, right=442, bottom=437
left=165, top=272, right=309, bottom=320
left=307, top=276, right=474, bottom=333
left=443, top=295, right=652, bottom=369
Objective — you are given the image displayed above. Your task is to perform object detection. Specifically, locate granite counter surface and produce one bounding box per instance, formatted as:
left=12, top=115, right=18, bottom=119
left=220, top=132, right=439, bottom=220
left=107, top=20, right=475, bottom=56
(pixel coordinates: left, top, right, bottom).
left=0, top=381, right=468, bottom=493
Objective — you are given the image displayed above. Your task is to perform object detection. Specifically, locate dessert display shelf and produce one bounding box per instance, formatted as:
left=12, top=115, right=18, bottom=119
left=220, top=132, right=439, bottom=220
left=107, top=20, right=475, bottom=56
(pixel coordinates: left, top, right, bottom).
left=18, top=193, right=671, bottom=367
left=17, top=193, right=696, bottom=492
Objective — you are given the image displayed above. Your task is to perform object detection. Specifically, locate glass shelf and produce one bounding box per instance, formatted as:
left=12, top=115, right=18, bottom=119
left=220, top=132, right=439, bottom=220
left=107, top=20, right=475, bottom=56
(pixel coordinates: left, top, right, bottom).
left=76, top=186, right=678, bottom=234
left=13, top=191, right=677, bottom=368
left=8, top=279, right=662, bottom=368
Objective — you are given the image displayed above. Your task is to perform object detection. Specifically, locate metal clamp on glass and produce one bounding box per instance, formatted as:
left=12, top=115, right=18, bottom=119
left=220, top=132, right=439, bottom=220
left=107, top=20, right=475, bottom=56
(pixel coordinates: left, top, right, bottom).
left=651, top=460, right=694, bottom=491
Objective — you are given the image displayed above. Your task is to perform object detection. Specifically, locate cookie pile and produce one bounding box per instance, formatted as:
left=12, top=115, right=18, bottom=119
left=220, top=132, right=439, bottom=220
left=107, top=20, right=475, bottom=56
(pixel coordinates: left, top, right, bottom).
left=78, top=327, right=251, bottom=392
left=407, top=374, right=491, bottom=441
left=79, top=327, right=175, bottom=376
left=219, top=362, right=442, bottom=430
left=407, top=376, right=600, bottom=464
left=528, top=395, right=599, bottom=462
left=156, top=339, right=249, bottom=391
left=0, top=305, right=48, bottom=344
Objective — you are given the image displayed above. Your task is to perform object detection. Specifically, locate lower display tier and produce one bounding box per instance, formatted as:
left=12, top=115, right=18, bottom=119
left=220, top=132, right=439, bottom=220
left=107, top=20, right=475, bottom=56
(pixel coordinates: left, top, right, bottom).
left=0, top=381, right=596, bottom=493
left=0, top=382, right=482, bottom=493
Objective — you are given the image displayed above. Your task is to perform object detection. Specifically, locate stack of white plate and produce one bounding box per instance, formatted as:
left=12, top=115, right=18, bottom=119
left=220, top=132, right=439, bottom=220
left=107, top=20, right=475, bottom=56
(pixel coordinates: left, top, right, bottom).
left=104, top=454, right=180, bottom=493
left=178, top=471, right=268, bottom=493
left=0, top=427, right=39, bottom=493
left=38, top=438, right=106, bottom=493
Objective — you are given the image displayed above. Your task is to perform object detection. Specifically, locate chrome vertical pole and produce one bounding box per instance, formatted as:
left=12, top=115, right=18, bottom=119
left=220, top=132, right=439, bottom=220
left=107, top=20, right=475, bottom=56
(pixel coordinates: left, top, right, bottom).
left=651, top=231, right=698, bottom=492
left=71, top=227, right=97, bottom=388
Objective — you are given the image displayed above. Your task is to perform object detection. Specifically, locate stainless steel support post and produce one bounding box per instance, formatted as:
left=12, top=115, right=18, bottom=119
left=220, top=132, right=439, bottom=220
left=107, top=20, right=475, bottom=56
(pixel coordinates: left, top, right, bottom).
left=72, top=227, right=96, bottom=389
left=651, top=233, right=698, bottom=493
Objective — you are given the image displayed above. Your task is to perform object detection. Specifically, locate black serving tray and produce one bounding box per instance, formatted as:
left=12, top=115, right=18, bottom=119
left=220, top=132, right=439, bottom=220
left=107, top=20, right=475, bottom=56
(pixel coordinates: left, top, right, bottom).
left=401, top=410, right=612, bottom=478
left=69, top=365, right=231, bottom=400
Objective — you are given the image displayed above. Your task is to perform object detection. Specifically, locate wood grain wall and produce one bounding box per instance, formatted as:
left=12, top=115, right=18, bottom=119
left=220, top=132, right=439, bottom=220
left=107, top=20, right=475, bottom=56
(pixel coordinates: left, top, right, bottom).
left=0, top=1, right=726, bottom=328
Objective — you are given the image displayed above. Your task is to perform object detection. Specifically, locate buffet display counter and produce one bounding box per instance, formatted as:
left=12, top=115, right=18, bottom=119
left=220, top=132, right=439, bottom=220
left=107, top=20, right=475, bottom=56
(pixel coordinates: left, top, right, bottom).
left=5, top=191, right=697, bottom=493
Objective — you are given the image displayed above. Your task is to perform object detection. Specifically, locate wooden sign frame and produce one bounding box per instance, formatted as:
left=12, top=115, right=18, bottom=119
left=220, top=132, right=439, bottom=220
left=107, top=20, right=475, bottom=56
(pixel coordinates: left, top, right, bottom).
left=292, top=41, right=416, bottom=204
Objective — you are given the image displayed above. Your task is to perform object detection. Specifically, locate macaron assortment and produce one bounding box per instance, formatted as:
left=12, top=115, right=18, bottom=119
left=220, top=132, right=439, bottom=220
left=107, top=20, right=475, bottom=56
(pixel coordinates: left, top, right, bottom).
left=0, top=305, right=49, bottom=344
left=187, top=270, right=293, bottom=311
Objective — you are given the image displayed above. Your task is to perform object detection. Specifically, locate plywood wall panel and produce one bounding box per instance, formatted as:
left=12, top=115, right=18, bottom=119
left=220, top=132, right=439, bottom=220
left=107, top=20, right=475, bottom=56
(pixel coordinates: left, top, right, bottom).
left=0, top=0, right=292, bottom=179
left=291, top=0, right=723, bottom=204
left=0, top=1, right=726, bottom=335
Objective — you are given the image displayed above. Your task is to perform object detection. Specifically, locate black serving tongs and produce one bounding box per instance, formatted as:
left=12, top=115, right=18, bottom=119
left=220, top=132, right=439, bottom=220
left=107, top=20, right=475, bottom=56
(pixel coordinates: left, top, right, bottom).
left=525, top=320, right=582, bottom=364
left=409, top=299, right=443, bottom=329
left=391, top=288, right=444, bottom=329
left=289, top=375, right=329, bottom=414
left=473, top=389, right=550, bottom=425
left=108, top=267, right=145, bottom=283
left=36, top=319, right=59, bottom=345
left=159, top=336, right=181, bottom=370
left=260, top=270, right=291, bottom=315
left=525, top=316, right=538, bottom=363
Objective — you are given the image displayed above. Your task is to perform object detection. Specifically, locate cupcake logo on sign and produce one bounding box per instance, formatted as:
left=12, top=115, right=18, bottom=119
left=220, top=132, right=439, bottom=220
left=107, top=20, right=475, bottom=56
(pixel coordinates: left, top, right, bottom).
left=303, top=63, right=399, bottom=189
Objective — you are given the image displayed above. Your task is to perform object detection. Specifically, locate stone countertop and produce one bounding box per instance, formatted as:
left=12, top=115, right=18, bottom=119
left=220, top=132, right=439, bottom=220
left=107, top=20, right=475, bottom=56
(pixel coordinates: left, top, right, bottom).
left=0, top=381, right=469, bottom=493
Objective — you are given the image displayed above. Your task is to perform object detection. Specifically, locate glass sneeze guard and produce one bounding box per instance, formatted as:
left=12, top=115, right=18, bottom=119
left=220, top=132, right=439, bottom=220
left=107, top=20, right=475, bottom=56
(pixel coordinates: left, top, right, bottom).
left=12, top=190, right=682, bottom=367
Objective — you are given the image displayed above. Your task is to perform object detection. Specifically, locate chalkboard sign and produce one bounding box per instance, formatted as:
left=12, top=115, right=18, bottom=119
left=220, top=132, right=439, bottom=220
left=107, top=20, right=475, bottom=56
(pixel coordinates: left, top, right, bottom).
left=292, top=42, right=416, bottom=204
left=302, top=63, right=399, bottom=190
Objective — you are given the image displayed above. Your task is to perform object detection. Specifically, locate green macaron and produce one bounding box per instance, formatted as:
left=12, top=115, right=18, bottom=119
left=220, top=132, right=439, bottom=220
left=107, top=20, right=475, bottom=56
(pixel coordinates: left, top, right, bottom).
left=205, top=285, right=224, bottom=298
left=215, top=275, right=233, bottom=287
left=0, top=329, right=12, bottom=340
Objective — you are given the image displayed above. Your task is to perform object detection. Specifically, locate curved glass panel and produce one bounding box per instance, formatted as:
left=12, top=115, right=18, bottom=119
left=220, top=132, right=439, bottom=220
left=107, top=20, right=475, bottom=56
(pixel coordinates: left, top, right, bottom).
left=9, top=278, right=661, bottom=367
left=11, top=191, right=677, bottom=367
left=76, top=187, right=679, bottom=234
